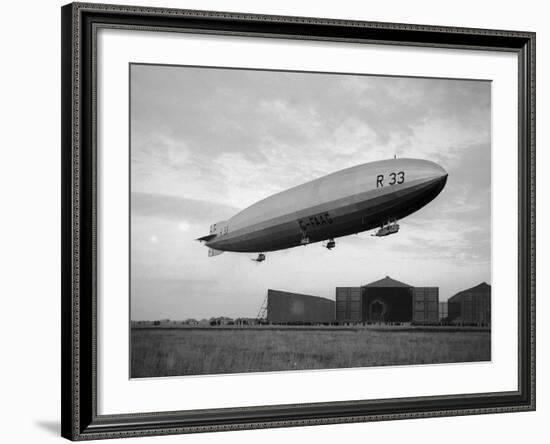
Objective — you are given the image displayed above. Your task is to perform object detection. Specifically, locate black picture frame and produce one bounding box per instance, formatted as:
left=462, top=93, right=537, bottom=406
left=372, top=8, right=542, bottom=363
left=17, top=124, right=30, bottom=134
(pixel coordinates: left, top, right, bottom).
left=61, top=2, right=536, bottom=440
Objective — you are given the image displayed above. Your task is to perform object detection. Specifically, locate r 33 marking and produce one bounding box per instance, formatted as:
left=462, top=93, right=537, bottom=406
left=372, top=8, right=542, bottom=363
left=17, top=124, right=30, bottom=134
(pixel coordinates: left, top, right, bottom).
left=376, top=171, right=405, bottom=188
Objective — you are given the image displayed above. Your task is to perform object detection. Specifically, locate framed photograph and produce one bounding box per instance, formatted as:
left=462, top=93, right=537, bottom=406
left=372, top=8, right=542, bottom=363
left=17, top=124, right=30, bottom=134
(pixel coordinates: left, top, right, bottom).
left=61, top=2, right=535, bottom=440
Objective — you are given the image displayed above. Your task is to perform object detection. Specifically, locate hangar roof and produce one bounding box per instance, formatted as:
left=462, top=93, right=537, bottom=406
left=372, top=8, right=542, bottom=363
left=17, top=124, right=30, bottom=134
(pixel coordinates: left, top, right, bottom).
left=363, top=276, right=412, bottom=288
left=267, top=289, right=334, bottom=303
left=448, top=282, right=491, bottom=302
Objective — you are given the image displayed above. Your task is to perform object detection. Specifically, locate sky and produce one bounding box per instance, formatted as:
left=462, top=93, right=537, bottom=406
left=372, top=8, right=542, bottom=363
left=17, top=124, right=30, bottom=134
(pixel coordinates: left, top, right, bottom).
left=130, top=64, right=491, bottom=321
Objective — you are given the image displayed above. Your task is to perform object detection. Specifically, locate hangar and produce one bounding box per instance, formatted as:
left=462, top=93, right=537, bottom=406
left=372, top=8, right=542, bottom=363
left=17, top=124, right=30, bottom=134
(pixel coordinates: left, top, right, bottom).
left=266, top=289, right=335, bottom=324
left=447, top=282, right=491, bottom=326
left=336, top=276, right=439, bottom=324
left=263, top=277, right=443, bottom=325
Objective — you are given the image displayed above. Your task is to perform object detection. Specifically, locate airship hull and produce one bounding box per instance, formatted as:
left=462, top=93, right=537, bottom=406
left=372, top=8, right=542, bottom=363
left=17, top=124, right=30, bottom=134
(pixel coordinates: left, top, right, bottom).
left=204, top=158, right=447, bottom=254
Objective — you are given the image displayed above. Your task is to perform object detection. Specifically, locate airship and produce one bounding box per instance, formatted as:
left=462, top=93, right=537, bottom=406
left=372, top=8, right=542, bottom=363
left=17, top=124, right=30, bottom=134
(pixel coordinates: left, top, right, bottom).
left=197, top=158, right=447, bottom=261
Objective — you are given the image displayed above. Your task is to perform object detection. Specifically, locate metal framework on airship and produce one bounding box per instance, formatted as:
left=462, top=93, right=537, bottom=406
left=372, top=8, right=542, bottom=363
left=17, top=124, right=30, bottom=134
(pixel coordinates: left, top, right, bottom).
left=196, top=158, right=448, bottom=262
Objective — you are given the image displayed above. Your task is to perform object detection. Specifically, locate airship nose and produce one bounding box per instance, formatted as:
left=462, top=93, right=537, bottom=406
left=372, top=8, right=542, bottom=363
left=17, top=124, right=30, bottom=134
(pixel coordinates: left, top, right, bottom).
left=432, top=164, right=448, bottom=194
left=422, top=161, right=448, bottom=184
left=431, top=161, right=448, bottom=179
left=419, top=160, right=447, bottom=193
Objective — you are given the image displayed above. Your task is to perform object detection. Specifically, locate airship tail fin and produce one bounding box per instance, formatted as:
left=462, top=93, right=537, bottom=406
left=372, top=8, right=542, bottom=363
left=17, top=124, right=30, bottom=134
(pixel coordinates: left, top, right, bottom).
left=208, top=248, right=224, bottom=257
left=196, top=233, right=217, bottom=242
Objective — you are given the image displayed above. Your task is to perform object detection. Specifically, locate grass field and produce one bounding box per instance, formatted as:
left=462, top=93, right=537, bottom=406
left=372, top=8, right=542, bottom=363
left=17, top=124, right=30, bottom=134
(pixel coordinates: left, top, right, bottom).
left=130, top=326, right=491, bottom=378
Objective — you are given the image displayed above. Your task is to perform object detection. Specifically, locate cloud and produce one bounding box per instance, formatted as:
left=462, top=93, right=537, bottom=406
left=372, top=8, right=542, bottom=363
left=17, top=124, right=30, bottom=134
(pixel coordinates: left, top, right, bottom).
left=131, top=65, right=490, bottom=171
left=131, top=192, right=240, bottom=223
left=178, top=221, right=190, bottom=232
